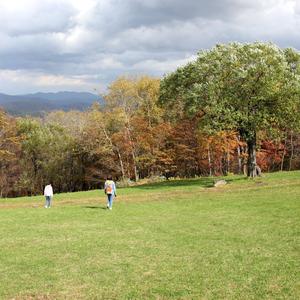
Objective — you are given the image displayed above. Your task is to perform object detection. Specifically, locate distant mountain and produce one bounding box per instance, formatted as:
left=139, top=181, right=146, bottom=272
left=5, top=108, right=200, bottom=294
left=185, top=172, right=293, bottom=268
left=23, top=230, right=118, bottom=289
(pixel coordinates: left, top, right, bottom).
left=0, top=91, right=102, bottom=116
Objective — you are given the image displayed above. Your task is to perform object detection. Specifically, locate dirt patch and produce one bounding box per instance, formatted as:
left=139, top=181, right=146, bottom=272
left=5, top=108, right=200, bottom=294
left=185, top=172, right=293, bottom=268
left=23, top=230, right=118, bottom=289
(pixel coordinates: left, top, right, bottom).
left=10, top=293, right=58, bottom=300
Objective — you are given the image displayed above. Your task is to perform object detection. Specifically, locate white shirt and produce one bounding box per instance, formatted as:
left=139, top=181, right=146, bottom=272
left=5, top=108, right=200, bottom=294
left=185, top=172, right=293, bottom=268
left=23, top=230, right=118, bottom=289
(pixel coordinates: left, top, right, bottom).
left=44, top=185, right=53, bottom=197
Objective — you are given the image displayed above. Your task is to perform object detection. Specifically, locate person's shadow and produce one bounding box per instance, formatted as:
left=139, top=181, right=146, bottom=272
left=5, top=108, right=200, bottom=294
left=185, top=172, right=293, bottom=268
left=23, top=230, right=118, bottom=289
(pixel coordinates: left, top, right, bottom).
left=83, top=206, right=107, bottom=210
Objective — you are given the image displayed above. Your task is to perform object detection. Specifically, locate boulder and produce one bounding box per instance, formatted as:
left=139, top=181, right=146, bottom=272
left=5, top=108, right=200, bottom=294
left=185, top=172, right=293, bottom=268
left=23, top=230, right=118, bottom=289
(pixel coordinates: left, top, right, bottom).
left=214, top=179, right=227, bottom=187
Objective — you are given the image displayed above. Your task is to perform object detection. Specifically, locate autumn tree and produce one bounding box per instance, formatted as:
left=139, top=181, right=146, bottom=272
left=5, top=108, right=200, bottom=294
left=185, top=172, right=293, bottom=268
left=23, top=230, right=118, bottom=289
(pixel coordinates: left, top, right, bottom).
left=0, top=110, right=21, bottom=196
left=45, top=110, right=96, bottom=190
left=17, top=118, right=77, bottom=195
left=160, top=42, right=300, bottom=177
left=84, top=106, right=126, bottom=182
left=103, top=76, right=161, bottom=181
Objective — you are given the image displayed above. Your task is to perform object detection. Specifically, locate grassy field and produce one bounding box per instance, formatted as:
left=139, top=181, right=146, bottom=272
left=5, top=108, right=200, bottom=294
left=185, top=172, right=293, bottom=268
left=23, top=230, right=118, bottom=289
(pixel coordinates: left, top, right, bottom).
left=0, top=171, right=299, bottom=299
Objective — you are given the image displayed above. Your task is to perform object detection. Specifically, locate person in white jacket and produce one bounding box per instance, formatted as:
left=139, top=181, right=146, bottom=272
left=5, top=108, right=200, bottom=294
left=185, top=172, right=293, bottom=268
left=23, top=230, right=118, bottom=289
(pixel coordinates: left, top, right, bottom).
left=44, top=184, right=53, bottom=208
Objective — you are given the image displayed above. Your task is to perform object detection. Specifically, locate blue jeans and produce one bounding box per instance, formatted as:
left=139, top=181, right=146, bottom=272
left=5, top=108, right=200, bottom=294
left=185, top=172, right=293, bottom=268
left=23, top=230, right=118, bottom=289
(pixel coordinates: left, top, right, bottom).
left=45, top=196, right=52, bottom=208
left=107, top=194, right=114, bottom=209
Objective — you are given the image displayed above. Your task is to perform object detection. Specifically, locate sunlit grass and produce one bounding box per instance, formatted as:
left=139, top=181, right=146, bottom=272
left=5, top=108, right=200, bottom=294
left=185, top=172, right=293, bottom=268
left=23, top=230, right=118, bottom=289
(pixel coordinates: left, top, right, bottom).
left=0, top=171, right=299, bottom=299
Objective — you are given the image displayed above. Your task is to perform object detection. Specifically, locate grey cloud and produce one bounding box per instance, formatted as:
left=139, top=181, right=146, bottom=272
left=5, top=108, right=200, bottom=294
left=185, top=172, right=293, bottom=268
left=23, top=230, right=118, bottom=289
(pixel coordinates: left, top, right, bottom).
left=0, top=0, right=299, bottom=94
left=0, top=1, right=75, bottom=36
left=88, top=0, right=264, bottom=34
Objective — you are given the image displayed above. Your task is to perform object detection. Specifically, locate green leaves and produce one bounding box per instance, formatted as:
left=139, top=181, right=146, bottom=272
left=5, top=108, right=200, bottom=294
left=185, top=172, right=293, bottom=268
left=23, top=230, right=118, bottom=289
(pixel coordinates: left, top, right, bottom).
left=160, top=42, right=300, bottom=138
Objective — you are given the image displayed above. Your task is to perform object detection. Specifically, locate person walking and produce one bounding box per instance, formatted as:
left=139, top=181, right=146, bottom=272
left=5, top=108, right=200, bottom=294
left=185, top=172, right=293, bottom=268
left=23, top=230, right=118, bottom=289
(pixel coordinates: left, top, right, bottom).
left=104, top=176, right=117, bottom=210
left=44, top=184, right=53, bottom=208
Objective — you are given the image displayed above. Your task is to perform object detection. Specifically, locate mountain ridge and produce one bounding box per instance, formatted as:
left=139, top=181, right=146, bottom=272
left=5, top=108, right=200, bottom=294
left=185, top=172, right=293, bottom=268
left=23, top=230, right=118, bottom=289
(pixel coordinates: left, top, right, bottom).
left=0, top=91, right=101, bottom=116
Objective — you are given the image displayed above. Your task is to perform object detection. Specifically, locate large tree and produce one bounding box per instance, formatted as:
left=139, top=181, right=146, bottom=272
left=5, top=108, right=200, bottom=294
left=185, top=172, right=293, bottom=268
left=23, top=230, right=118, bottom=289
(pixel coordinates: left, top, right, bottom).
left=159, top=42, right=300, bottom=177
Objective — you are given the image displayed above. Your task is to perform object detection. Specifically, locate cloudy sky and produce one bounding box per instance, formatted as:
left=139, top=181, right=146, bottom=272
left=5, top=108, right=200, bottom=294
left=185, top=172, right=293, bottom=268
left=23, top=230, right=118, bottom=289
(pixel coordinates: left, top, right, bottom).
left=0, top=0, right=299, bottom=94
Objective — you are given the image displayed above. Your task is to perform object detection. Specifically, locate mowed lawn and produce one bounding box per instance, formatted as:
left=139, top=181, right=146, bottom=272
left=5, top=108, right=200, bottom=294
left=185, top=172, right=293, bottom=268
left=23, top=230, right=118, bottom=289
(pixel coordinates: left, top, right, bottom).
left=0, top=172, right=299, bottom=299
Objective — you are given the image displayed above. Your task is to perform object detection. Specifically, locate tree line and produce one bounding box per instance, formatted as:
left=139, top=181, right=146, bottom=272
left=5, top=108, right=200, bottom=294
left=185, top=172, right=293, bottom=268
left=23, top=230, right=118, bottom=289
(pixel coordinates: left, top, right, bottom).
left=1, top=42, right=300, bottom=197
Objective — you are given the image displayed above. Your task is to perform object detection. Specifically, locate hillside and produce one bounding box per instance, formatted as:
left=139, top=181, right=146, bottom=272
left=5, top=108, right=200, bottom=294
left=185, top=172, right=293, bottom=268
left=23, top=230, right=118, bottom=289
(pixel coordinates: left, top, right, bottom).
left=0, top=171, right=299, bottom=299
left=0, top=91, right=101, bottom=116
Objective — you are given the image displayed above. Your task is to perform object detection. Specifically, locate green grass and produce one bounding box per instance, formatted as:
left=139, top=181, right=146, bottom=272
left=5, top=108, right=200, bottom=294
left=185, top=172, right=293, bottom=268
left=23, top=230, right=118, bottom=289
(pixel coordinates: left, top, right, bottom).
left=0, top=171, right=299, bottom=299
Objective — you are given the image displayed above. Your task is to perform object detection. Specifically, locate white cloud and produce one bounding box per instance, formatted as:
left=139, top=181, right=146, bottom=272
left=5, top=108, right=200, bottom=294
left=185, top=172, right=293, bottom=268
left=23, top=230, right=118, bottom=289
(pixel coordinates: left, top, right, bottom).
left=0, top=69, right=97, bottom=94
left=131, top=55, right=197, bottom=74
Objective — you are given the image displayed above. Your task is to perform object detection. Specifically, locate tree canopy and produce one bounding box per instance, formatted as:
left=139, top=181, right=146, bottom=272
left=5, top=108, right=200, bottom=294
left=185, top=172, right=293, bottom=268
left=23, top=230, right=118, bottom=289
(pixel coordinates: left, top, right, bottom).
left=160, top=42, right=300, bottom=176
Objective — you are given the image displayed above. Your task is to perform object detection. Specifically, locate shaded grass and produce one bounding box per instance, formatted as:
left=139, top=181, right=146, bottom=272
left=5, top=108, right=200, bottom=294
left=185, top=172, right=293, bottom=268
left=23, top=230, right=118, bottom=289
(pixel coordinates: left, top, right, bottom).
left=0, top=171, right=300, bottom=299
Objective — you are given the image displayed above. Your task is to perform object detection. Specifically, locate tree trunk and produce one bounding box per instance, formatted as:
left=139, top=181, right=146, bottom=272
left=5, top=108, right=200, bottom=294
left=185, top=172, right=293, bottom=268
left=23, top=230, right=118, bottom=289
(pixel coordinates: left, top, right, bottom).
left=280, top=135, right=287, bottom=171
left=116, top=150, right=125, bottom=180
left=236, top=136, right=242, bottom=174
left=227, top=143, right=230, bottom=174
left=131, top=150, right=139, bottom=182
left=102, top=126, right=125, bottom=180
left=207, top=144, right=212, bottom=176
left=125, top=125, right=139, bottom=182
left=247, top=136, right=258, bottom=177
left=289, top=131, right=294, bottom=171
